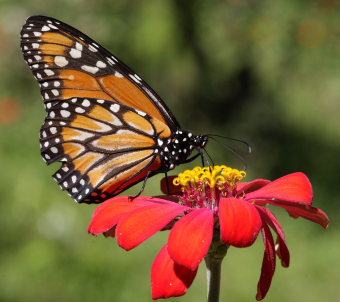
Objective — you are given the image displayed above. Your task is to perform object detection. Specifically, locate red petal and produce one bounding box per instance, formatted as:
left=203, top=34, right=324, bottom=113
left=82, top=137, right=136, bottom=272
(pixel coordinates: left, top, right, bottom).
left=256, top=206, right=290, bottom=267
left=88, top=196, right=154, bottom=235
left=168, top=208, right=214, bottom=270
left=245, top=172, right=313, bottom=204
left=254, top=198, right=329, bottom=228
left=219, top=198, right=262, bottom=247
left=116, top=203, right=189, bottom=250
left=256, top=223, right=276, bottom=301
left=283, top=203, right=329, bottom=228
left=236, top=179, right=271, bottom=195
left=152, top=245, right=198, bottom=299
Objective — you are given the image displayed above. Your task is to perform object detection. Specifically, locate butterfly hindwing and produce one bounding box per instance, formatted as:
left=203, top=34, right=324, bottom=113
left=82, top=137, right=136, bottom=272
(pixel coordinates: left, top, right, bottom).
left=40, top=97, right=162, bottom=203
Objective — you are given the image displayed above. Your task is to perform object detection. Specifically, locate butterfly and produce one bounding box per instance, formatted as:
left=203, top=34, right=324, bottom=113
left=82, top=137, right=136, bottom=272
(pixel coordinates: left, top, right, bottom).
left=20, top=15, right=208, bottom=203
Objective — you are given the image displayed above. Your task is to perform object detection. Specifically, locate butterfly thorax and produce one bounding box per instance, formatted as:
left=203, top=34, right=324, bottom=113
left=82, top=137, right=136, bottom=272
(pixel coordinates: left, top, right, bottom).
left=156, top=130, right=208, bottom=170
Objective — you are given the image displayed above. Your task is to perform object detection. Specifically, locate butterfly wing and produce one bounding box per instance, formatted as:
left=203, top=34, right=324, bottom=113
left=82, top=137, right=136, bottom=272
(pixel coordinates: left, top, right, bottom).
left=41, top=98, right=162, bottom=203
left=20, top=15, right=178, bottom=203
left=21, top=15, right=179, bottom=130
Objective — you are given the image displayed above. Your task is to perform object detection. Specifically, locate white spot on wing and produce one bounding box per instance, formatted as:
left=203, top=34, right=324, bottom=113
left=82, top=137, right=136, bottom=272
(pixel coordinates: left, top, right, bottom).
left=110, top=104, right=120, bottom=112
left=88, top=45, right=98, bottom=52
left=75, top=107, right=85, bottom=113
left=69, top=48, right=81, bottom=58
left=75, top=42, right=83, bottom=51
left=61, top=110, right=71, bottom=118
left=81, top=65, right=99, bottom=74
left=51, top=147, right=58, bottom=153
left=54, top=56, right=68, bottom=67
left=115, top=72, right=123, bottom=78
left=96, top=61, right=106, bottom=68
left=44, top=69, right=54, bottom=76
left=41, top=25, right=50, bottom=31
left=82, top=99, right=90, bottom=107
left=129, top=74, right=141, bottom=83
left=107, top=57, right=115, bottom=65
left=136, top=110, right=146, bottom=116
left=134, top=74, right=142, bottom=81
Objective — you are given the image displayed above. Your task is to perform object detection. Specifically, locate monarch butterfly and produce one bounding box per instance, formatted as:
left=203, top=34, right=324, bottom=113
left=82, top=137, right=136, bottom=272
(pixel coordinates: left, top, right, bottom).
left=20, top=15, right=208, bottom=204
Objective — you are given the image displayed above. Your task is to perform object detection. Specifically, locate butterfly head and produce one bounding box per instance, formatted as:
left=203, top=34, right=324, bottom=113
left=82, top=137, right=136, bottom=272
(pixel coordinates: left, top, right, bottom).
left=192, top=133, right=208, bottom=149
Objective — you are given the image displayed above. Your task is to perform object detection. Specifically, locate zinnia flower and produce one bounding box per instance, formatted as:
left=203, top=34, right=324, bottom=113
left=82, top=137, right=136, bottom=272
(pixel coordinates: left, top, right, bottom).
left=88, top=165, right=329, bottom=300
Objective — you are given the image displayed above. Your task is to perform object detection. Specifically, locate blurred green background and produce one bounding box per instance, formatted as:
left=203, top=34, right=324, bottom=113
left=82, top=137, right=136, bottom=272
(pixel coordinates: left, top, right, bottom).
left=0, top=0, right=338, bottom=301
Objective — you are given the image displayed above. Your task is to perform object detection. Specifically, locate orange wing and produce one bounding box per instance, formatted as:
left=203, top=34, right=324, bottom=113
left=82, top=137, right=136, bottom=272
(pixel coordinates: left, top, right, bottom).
left=40, top=97, right=163, bottom=203
left=20, top=16, right=181, bottom=203
left=20, top=15, right=178, bottom=136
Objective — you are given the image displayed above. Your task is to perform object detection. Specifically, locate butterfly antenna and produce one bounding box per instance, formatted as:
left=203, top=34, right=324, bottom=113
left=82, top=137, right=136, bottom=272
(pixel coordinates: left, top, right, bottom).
left=207, top=136, right=249, bottom=171
left=207, top=134, right=252, bottom=154
left=196, top=147, right=214, bottom=168
left=203, top=147, right=215, bottom=168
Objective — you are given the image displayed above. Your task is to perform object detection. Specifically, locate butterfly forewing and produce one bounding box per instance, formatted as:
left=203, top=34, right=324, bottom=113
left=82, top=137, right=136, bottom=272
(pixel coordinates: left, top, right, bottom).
left=20, top=15, right=179, bottom=130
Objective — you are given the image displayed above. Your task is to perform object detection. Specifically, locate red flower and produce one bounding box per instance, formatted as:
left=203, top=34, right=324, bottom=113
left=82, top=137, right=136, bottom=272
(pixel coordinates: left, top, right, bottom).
left=88, top=166, right=329, bottom=300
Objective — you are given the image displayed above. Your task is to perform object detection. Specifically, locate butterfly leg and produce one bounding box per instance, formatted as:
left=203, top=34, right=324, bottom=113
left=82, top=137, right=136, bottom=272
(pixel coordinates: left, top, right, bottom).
left=129, top=170, right=158, bottom=200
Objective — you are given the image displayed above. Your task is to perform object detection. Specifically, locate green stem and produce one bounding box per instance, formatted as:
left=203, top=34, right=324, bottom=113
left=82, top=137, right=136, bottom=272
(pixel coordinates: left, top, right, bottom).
left=205, top=255, right=222, bottom=302
left=204, top=243, right=229, bottom=302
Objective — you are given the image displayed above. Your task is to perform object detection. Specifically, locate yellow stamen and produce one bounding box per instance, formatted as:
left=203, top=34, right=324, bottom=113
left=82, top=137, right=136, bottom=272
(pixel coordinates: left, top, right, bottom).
left=173, top=165, right=246, bottom=188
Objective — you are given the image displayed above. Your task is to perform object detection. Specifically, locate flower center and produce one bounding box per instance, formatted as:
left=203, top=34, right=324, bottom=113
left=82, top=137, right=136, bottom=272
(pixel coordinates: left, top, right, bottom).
left=173, top=165, right=246, bottom=210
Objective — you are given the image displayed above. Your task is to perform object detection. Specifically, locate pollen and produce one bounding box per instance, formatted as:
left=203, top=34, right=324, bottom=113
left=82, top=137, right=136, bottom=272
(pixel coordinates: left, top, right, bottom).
left=173, top=165, right=246, bottom=189
left=173, top=165, right=246, bottom=210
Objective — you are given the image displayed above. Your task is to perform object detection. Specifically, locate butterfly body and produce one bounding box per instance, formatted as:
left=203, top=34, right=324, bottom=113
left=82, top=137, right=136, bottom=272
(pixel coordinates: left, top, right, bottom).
left=21, top=15, right=207, bottom=203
